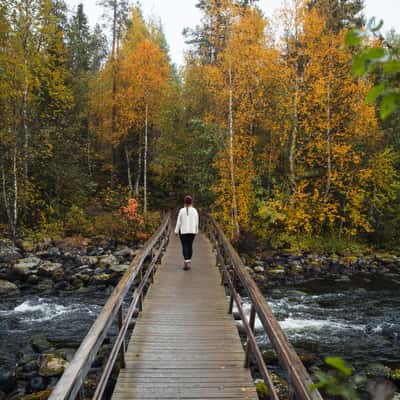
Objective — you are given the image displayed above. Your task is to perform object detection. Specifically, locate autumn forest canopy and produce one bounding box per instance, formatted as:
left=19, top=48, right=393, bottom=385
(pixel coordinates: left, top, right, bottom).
left=1, top=0, right=400, bottom=252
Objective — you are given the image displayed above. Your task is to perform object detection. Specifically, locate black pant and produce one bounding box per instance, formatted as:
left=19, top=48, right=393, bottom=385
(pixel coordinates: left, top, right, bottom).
left=179, top=233, right=196, bottom=260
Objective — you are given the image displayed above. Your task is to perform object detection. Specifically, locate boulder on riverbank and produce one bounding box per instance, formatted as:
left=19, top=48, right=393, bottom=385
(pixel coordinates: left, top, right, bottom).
left=13, top=257, right=41, bottom=277
left=39, top=354, right=68, bottom=377
left=0, top=239, right=21, bottom=262
left=38, top=262, right=63, bottom=278
left=0, top=279, right=19, bottom=296
left=244, top=250, right=400, bottom=287
left=0, top=238, right=138, bottom=295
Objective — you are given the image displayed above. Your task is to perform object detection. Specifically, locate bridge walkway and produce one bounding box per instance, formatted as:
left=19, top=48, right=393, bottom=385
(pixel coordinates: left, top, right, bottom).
left=111, top=232, right=257, bottom=400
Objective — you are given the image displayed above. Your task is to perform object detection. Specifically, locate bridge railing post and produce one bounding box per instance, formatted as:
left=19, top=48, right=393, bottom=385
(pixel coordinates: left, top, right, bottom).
left=138, top=268, right=144, bottom=312
left=244, top=304, right=256, bottom=368
left=117, top=305, right=126, bottom=369
left=220, top=246, right=226, bottom=286
left=206, top=215, right=323, bottom=400
left=228, top=269, right=237, bottom=314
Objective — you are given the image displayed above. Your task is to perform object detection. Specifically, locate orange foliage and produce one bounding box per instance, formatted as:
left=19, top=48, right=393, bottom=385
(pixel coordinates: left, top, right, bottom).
left=120, top=198, right=144, bottom=223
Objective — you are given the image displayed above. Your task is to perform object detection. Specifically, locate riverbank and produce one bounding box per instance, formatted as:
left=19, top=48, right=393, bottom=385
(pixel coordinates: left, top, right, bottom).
left=2, top=236, right=400, bottom=399
left=239, top=249, right=400, bottom=398
left=241, top=250, right=400, bottom=289
left=0, top=237, right=140, bottom=399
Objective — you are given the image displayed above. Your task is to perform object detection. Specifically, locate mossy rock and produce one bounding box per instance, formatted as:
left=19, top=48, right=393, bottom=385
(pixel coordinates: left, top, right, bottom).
left=20, top=240, right=36, bottom=253
left=22, top=390, right=51, bottom=400
left=342, top=256, right=358, bottom=265
left=90, top=273, right=113, bottom=284
left=271, top=373, right=289, bottom=398
left=268, top=269, right=286, bottom=275
left=255, top=380, right=269, bottom=400
left=30, top=336, right=52, bottom=353
left=54, top=348, right=75, bottom=362
left=390, top=368, right=400, bottom=384
left=291, top=265, right=303, bottom=273
left=39, top=355, right=68, bottom=377
left=366, top=364, right=392, bottom=379
left=299, top=353, right=319, bottom=367
left=109, top=264, right=130, bottom=273
left=263, top=349, right=278, bottom=365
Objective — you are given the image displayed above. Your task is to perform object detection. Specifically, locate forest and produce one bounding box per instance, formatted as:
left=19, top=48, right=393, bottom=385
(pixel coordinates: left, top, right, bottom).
left=1, top=0, right=400, bottom=253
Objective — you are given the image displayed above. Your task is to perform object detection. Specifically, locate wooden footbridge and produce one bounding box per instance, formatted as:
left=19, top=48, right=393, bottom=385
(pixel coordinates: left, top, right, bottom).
left=49, top=213, right=323, bottom=400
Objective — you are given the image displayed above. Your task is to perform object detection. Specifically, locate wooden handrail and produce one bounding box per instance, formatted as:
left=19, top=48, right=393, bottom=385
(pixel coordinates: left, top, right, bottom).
left=204, top=216, right=323, bottom=400
left=49, top=213, right=171, bottom=400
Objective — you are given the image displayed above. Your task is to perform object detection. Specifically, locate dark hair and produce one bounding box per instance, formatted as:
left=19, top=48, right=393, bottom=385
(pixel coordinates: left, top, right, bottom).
left=184, top=195, right=193, bottom=205
left=184, top=195, right=192, bottom=216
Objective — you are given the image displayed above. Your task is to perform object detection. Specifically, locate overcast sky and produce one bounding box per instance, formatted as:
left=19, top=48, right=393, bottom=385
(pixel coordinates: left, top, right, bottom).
left=65, top=0, right=400, bottom=66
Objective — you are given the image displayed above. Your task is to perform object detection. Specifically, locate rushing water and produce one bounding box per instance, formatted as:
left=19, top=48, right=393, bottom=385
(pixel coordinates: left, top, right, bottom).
left=242, top=272, right=400, bottom=373
left=0, top=294, right=106, bottom=371
left=1, top=273, right=399, bottom=378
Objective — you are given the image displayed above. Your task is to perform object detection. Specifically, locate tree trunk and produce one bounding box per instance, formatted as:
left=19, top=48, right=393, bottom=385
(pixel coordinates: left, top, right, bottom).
left=110, top=0, right=117, bottom=186
left=2, top=164, right=12, bottom=235
left=125, top=144, right=133, bottom=196
left=144, top=99, right=149, bottom=215
left=134, top=143, right=142, bottom=197
left=23, top=61, right=29, bottom=184
left=228, top=62, right=239, bottom=238
left=12, top=145, right=18, bottom=239
left=289, top=84, right=298, bottom=194
left=325, top=53, right=332, bottom=198
left=87, top=130, right=92, bottom=176
left=267, top=130, right=273, bottom=195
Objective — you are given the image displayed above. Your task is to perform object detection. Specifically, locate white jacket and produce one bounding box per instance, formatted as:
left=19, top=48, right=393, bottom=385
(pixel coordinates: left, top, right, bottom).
left=175, top=207, right=199, bottom=234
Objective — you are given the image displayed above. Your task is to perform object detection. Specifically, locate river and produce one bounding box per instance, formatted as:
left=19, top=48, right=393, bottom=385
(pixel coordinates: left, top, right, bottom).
left=249, top=272, right=400, bottom=373
left=1, top=273, right=399, bottom=385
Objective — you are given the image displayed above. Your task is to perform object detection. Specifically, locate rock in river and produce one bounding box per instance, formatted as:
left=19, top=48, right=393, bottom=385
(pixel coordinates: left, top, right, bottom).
left=0, top=370, right=16, bottom=393
left=30, top=336, right=52, bottom=353
left=39, top=354, right=68, bottom=377
left=27, top=375, right=47, bottom=393
left=0, top=279, right=19, bottom=295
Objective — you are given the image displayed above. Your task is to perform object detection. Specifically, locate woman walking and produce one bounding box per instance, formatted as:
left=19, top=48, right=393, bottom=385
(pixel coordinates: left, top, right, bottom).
left=174, top=195, right=199, bottom=270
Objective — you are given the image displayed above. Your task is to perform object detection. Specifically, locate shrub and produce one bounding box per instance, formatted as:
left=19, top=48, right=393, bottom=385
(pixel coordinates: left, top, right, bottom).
left=64, top=205, right=93, bottom=236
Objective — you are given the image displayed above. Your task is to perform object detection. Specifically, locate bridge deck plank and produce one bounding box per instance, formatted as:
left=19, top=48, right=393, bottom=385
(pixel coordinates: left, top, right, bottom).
left=111, top=233, right=257, bottom=400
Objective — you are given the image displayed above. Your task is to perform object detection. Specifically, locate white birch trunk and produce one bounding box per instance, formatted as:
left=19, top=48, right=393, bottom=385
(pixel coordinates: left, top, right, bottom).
left=228, top=62, right=239, bottom=238
left=289, top=84, right=298, bottom=194
left=110, top=0, right=117, bottom=185
left=2, top=165, right=12, bottom=231
left=325, top=53, right=332, bottom=198
left=267, top=130, right=273, bottom=195
left=144, top=99, right=149, bottom=215
left=134, top=143, right=142, bottom=197
left=23, top=60, right=29, bottom=183
left=12, top=145, right=18, bottom=239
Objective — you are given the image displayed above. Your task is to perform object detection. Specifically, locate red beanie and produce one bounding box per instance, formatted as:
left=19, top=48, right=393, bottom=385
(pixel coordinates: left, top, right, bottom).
left=184, top=195, right=193, bottom=205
